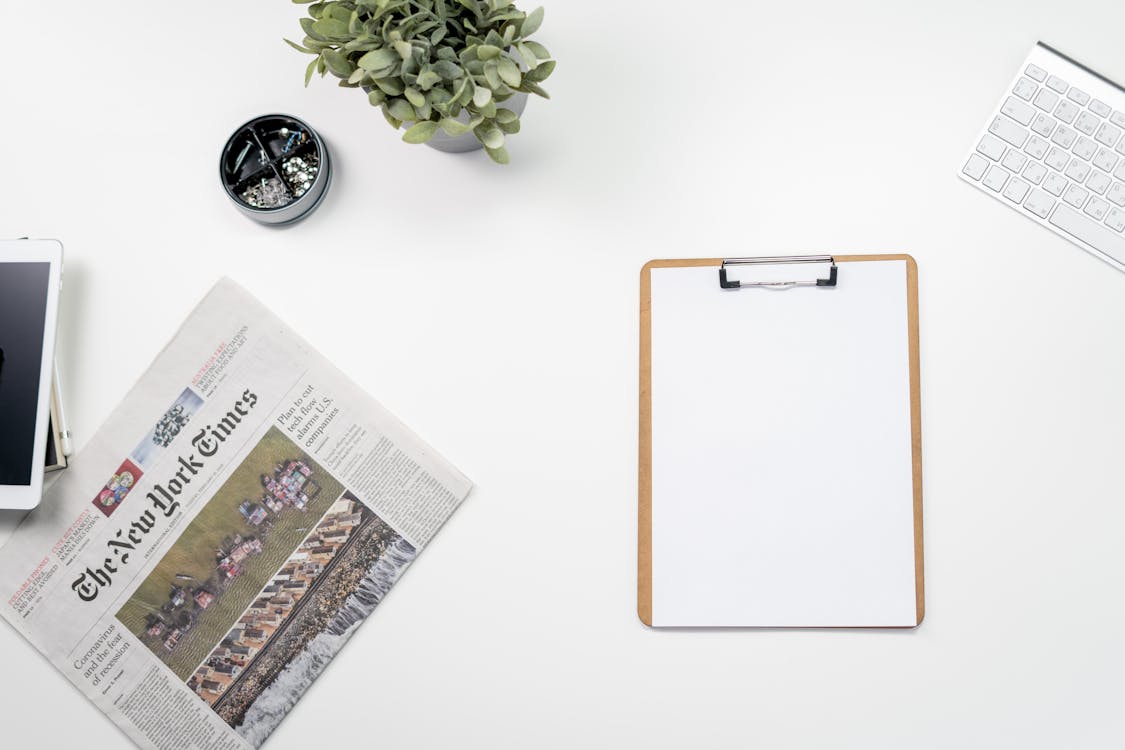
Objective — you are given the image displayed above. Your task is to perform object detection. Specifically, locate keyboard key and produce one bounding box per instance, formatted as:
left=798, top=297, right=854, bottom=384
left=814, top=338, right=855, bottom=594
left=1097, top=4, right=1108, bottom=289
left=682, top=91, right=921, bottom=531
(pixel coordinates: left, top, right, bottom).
left=1054, top=100, right=1079, bottom=124
left=977, top=134, right=1006, bottom=161
left=1025, top=64, right=1047, bottom=82
left=1001, top=96, right=1035, bottom=126
left=1013, top=77, right=1038, bottom=101
left=1046, top=75, right=1069, bottom=94
left=983, top=165, right=1010, bottom=192
left=1043, top=171, right=1068, bottom=196
left=1093, top=147, right=1119, bottom=173
left=990, top=116, right=1029, bottom=148
left=1113, top=111, right=1125, bottom=128
left=963, top=153, right=989, bottom=180
left=1050, top=204, right=1125, bottom=264
left=1116, top=161, right=1125, bottom=181
left=1034, top=88, right=1060, bottom=112
left=1051, top=125, right=1077, bottom=148
left=1031, top=113, right=1057, bottom=137
left=1095, top=122, right=1122, bottom=148
left=1024, top=188, right=1055, bottom=218
left=1045, top=147, right=1070, bottom=172
left=1025, top=135, right=1050, bottom=159
left=1087, top=170, right=1111, bottom=195
left=1064, top=184, right=1089, bottom=208
left=1107, top=207, right=1125, bottom=233
left=1117, top=137, right=1125, bottom=157
left=1067, top=87, right=1090, bottom=106
left=1001, top=149, right=1027, bottom=172
left=1074, top=110, right=1100, bottom=136
left=1107, top=182, right=1125, bottom=207
left=1072, top=136, right=1097, bottom=161
left=1023, top=161, right=1047, bottom=184
left=1090, top=99, right=1112, bottom=118
left=1003, top=178, right=1030, bottom=203
left=1064, top=159, right=1091, bottom=182
left=1085, top=197, right=1109, bottom=220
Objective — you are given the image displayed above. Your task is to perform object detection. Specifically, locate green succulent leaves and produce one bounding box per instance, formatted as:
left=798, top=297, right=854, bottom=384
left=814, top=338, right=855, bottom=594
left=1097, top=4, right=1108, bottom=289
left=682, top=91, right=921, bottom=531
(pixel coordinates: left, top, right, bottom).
left=285, top=0, right=555, bottom=164
left=357, top=47, right=398, bottom=71
left=403, top=120, right=440, bottom=143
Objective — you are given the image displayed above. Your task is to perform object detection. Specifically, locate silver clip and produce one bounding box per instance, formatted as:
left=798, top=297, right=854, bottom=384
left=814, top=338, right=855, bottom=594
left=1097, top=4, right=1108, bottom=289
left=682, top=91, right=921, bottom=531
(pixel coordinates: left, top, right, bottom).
left=719, top=255, right=838, bottom=289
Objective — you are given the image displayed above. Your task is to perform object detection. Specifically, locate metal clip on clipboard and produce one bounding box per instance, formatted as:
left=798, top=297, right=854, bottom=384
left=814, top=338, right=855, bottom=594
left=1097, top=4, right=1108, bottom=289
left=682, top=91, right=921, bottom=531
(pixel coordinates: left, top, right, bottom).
left=719, top=255, right=838, bottom=290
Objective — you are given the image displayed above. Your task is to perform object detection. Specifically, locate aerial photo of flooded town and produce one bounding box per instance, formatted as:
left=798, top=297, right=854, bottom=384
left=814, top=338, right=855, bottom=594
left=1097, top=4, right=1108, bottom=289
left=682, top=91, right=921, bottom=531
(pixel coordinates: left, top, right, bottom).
left=117, top=426, right=420, bottom=747
left=116, top=426, right=344, bottom=680
left=193, top=491, right=416, bottom=742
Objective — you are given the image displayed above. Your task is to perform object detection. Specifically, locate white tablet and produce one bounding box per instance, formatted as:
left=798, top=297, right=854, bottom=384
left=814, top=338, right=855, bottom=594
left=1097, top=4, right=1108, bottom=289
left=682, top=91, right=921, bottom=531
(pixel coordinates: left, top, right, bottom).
left=0, top=239, right=62, bottom=510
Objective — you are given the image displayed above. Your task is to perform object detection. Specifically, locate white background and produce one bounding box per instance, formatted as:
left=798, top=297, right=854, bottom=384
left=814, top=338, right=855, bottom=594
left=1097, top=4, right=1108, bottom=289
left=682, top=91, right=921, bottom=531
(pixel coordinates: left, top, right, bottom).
left=1, top=0, right=1123, bottom=748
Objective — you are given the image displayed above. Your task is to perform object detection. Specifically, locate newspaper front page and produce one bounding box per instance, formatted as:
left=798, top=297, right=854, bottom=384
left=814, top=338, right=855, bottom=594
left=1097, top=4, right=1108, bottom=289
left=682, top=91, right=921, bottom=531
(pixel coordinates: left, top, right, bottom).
left=0, top=279, right=472, bottom=749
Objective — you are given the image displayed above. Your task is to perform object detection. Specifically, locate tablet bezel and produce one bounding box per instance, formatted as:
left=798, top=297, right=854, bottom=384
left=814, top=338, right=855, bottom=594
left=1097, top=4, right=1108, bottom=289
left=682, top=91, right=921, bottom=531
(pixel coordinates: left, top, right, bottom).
left=0, top=239, right=62, bottom=510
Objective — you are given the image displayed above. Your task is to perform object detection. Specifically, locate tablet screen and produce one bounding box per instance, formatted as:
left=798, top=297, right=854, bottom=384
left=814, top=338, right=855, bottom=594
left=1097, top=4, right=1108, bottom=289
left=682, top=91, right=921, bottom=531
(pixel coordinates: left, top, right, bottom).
left=0, top=262, right=52, bottom=486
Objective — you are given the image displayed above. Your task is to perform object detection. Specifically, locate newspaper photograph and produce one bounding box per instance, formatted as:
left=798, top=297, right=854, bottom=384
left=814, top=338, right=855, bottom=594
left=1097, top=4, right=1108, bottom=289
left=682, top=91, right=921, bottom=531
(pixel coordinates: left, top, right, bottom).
left=0, top=279, right=472, bottom=749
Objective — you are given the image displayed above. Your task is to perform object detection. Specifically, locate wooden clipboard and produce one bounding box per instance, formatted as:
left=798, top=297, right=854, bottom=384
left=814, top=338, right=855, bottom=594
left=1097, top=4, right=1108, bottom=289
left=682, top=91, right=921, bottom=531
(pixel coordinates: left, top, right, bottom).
left=638, top=254, right=924, bottom=627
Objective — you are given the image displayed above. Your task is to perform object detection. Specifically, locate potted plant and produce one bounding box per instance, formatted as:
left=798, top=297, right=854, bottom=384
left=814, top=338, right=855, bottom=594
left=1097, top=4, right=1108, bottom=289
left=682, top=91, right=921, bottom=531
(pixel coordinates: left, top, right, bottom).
left=286, top=0, right=555, bottom=164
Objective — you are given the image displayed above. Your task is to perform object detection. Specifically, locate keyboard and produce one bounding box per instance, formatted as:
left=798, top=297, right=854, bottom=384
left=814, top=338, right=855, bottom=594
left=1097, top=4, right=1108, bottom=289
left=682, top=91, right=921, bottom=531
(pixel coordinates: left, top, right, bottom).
left=960, top=42, right=1125, bottom=273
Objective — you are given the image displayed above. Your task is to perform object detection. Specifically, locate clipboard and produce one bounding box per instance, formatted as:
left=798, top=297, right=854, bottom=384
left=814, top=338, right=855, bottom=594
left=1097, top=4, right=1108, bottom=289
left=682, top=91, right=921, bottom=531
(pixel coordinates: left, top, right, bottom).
left=638, top=255, right=924, bottom=628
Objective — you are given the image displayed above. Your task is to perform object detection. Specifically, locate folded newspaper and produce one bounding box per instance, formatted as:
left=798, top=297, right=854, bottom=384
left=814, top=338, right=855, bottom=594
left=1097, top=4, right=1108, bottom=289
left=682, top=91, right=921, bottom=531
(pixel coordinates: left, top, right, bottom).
left=0, top=280, right=472, bottom=749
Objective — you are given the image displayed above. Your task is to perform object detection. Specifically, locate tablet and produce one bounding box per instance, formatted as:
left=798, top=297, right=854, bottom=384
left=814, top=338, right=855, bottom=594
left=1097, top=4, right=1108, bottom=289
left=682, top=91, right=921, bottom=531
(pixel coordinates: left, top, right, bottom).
left=0, top=239, right=62, bottom=510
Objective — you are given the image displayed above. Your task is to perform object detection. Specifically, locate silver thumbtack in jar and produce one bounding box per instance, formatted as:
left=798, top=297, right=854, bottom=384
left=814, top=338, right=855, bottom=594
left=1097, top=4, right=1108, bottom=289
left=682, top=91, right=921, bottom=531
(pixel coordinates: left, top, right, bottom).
left=220, top=114, right=332, bottom=225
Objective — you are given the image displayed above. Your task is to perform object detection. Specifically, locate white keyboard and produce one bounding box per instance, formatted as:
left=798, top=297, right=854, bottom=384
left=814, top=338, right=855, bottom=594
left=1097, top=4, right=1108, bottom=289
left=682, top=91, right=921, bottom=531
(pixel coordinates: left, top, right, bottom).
left=960, top=42, right=1125, bottom=273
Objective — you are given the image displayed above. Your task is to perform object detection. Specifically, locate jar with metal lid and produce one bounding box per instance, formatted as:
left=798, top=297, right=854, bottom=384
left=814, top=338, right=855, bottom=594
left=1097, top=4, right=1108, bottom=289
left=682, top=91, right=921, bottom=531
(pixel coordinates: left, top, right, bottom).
left=220, top=114, right=332, bottom=225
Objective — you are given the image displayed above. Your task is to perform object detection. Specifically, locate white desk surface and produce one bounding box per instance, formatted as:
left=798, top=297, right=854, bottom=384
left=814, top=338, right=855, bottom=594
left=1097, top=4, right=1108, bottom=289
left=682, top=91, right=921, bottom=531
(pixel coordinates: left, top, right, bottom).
left=2, top=1, right=1123, bottom=747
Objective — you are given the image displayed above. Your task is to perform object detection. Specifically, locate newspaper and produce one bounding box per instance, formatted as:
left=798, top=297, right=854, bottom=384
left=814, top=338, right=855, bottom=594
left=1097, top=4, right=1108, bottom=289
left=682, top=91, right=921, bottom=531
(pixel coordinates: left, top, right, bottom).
left=0, top=280, right=472, bottom=749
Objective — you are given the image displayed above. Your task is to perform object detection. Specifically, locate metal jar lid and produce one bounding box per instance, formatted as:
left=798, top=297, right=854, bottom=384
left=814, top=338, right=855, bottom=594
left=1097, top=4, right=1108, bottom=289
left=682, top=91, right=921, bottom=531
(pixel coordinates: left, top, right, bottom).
left=220, top=114, right=332, bottom=225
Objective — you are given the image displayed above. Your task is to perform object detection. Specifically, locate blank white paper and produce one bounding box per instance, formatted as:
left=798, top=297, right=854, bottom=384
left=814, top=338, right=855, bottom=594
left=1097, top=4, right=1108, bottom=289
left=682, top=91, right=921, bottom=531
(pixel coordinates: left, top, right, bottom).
left=649, top=260, right=918, bottom=627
